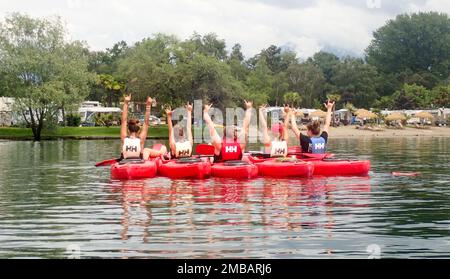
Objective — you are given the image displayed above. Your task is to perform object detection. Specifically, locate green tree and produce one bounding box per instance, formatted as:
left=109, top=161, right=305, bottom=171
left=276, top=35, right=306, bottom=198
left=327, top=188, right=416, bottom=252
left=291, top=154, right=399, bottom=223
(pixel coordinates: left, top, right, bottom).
left=244, top=59, right=273, bottom=105
left=366, top=12, right=450, bottom=95
left=0, top=13, right=91, bottom=140
left=308, top=51, right=340, bottom=83
left=331, top=57, right=380, bottom=108
left=431, top=85, right=450, bottom=107
left=229, top=43, right=244, bottom=62
left=392, top=83, right=432, bottom=109
left=373, top=96, right=395, bottom=110
left=283, top=91, right=301, bottom=107
left=98, top=74, right=125, bottom=107
left=286, top=62, right=325, bottom=107
left=187, top=32, right=227, bottom=61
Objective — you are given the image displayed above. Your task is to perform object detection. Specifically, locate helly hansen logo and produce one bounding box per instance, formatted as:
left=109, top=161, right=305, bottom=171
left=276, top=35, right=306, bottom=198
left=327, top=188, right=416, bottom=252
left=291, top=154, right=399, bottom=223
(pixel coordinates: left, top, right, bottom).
left=314, top=143, right=325, bottom=150
left=274, top=148, right=286, bottom=155
left=125, top=146, right=138, bottom=152
left=225, top=146, right=238, bottom=153
left=178, top=149, right=190, bottom=156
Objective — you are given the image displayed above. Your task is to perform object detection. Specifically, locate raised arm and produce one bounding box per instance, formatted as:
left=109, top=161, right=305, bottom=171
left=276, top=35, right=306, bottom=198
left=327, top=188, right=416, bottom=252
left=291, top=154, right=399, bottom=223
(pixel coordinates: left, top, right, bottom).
left=289, top=107, right=301, bottom=139
left=121, top=94, right=131, bottom=145
left=322, top=100, right=335, bottom=134
left=283, top=107, right=291, bottom=142
left=203, top=104, right=222, bottom=152
left=258, top=105, right=271, bottom=147
left=240, top=100, right=253, bottom=150
left=139, top=97, right=153, bottom=148
left=186, top=103, right=193, bottom=147
left=165, top=106, right=176, bottom=154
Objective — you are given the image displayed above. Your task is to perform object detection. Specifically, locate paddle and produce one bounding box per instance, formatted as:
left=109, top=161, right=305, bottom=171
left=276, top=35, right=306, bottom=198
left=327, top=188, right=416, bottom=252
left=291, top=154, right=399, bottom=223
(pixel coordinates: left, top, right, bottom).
left=95, top=158, right=119, bottom=167
left=249, top=151, right=335, bottom=160
left=195, top=144, right=215, bottom=156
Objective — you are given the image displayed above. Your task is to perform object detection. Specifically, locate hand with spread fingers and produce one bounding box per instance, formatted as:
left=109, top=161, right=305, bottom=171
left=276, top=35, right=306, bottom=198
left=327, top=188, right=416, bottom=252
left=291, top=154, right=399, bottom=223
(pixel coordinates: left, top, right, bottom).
left=324, top=100, right=335, bottom=111
left=259, top=104, right=267, bottom=114
left=244, top=100, right=253, bottom=109
left=186, top=102, right=193, bottom=112
left=204, top=104, right=213, bottom=113
left=165, top=106, right=173, bottom=117
left=124, top=94, right=132, bottom=104
left=146, top=97, right=153, bottom=107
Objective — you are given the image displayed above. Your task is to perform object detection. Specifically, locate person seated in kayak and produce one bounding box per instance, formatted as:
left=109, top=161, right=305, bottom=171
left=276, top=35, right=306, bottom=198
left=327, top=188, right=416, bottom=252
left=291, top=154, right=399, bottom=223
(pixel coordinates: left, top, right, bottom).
left=120, top=94, right=167, bottom=160
left=288, top=100, right=335, bottom=154
left=259, top=104, right=290, bottom=157
left=165, top=103, right=193, bottom=159
left=203, top=101, right=253, bottom=162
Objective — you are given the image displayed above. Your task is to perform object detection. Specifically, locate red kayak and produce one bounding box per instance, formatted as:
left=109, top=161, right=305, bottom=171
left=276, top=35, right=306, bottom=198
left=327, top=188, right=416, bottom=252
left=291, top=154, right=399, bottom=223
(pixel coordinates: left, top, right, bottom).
left=246, top=154, right=370, bottom=177
left=306, top=159, right=371, bottom=176
left=211, top=161, right=259, bottom=179
left=111, top=159, right=158, bottom=180
left=157, top=157, right=211, bottom=179
left=247, top=157, right=314, bottom=178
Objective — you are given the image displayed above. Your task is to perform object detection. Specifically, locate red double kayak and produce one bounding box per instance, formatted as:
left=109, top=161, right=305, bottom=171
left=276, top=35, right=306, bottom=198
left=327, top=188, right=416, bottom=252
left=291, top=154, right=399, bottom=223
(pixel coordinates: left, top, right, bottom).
left=211, top=161, right=259, bottom=179
left=111, top=159, right=158, bottom=180
left=247, top=153, right=370, bottom=177
left=157, top=158, right=211, bottom=179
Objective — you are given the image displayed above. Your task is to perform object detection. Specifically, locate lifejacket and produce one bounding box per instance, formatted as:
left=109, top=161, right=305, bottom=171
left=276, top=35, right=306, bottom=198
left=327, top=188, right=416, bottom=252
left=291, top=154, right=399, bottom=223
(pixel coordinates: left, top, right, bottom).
left=173, top=141, right=192, bottom=158
left=215, top=140, right=242, bottom=162
left=122, top=137, right=142, bottom=159
left=270, top=140, right=288, bottom=158
left=309, top=137, right=326, bottom=154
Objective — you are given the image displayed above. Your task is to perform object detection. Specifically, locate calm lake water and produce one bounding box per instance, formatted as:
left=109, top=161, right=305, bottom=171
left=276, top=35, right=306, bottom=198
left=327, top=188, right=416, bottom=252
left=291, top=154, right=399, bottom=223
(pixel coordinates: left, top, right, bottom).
left=0, top=137, right=449, bottom=259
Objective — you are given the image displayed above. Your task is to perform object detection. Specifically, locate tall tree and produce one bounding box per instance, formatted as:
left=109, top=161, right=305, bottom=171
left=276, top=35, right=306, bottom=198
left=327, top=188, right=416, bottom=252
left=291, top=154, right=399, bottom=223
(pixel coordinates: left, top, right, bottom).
left=0, top=13, right=91, bottom=140
left=366, top=12, right=450, bottom=94
left=307, top=51, right=340, bottom=83
left=229, top=43, right=244, bottom=62
left=331, top=57, right=380, bottom=108
left=286, top=62, right=325, bottom=107
left=392, top=83, right=433, bottom=109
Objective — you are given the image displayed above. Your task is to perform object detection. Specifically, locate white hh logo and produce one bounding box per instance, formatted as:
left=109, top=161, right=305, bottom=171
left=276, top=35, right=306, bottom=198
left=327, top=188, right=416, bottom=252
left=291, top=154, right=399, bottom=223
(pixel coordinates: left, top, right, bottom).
left=225, top=146, right=238, bottom=153
left=314, top=143, right=325, bottom=150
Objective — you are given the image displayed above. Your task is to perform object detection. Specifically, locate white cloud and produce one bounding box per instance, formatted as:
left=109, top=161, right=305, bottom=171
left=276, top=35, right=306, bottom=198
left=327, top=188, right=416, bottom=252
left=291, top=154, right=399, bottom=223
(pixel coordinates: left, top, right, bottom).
left=0, top=0, right=448, bottom=59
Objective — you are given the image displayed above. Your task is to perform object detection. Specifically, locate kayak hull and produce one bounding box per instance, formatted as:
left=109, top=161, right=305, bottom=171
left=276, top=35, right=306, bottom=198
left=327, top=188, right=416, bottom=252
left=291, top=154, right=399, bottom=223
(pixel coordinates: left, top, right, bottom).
left=211, top=163, right=259, bottom=179
left=308, top=160, right=370, bottom=176
left=255, top=159, right=314, bottom=178
left=111, top=160, right=158, bottom=180
left=157, top=159, right=211, bottom=179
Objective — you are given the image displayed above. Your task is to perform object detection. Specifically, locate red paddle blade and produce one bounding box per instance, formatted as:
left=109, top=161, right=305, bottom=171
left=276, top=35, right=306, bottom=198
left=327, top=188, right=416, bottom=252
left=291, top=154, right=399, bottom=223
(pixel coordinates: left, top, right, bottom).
left=195, top=144, right=215, bottom=156
left=95, top=159, right=118, bottom=167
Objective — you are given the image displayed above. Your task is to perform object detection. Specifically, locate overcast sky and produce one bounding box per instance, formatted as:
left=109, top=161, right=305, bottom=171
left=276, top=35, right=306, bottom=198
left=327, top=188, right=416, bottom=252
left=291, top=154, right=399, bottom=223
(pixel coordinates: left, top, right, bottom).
left=0, top=0, right=449, bottom=59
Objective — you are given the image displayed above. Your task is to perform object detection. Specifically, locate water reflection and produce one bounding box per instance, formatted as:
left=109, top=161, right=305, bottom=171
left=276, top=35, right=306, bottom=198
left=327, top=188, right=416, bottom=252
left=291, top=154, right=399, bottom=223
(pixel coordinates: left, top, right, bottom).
left=104, top=176, right=371, bottom=258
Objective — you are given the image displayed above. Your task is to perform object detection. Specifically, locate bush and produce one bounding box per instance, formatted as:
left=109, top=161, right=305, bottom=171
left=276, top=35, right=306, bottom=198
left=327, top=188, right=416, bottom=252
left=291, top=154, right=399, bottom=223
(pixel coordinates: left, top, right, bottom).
left=42, top=116, right=59, bottom=134
left=66, top=114, right=81, bottom=127
left=94, top=113, right=114, bottom=127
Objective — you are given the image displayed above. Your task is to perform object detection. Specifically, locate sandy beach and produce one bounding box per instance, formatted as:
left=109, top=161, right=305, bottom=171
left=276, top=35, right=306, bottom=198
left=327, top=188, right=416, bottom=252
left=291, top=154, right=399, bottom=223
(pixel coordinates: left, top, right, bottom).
left=326, top=125, right=450, bottom=138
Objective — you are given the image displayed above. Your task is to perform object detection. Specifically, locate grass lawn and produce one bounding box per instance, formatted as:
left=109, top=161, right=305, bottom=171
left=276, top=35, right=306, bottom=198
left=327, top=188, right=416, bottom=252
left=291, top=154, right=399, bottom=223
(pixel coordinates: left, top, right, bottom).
left=0, top=125, right=169, bottom=139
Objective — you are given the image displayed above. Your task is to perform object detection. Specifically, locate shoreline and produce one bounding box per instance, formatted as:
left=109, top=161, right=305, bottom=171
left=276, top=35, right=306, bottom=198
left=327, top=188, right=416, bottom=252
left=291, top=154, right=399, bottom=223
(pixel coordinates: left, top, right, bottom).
left=1, top=126, right=450, bottom=141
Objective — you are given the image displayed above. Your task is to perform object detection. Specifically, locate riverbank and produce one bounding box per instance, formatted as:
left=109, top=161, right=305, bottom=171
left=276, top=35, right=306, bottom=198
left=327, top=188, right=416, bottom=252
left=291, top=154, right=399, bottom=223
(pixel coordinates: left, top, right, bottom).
left=1, top=125, right=450, bottom=140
